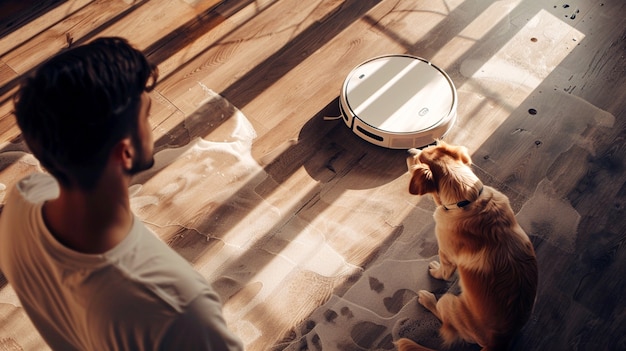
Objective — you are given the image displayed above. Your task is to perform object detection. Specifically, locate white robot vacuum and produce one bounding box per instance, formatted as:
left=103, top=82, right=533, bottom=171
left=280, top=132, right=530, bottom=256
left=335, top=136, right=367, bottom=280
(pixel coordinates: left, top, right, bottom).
left=339, top=54, right=457, bottom=149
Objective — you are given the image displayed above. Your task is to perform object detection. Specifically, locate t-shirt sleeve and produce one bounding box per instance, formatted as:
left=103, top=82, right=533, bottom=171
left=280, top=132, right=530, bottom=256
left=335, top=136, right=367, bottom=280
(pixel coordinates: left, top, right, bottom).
left=159, top=290, right=244, bottom=351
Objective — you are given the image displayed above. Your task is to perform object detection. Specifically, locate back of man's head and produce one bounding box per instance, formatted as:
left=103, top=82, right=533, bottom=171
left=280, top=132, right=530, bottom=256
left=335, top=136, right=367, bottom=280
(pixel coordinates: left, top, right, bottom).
left=14, top=37, right=158, bottom=190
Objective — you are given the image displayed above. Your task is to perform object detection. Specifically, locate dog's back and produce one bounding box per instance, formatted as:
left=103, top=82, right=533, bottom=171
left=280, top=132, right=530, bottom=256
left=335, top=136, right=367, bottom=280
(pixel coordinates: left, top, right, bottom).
left=438, top=186, right=537, bottom=348
left=400, top=142, right=538, bottom=351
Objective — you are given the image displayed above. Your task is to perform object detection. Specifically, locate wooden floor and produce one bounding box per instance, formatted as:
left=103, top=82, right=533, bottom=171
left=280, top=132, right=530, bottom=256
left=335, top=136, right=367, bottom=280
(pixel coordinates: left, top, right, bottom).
left=1, top=0, right=626, bottom=350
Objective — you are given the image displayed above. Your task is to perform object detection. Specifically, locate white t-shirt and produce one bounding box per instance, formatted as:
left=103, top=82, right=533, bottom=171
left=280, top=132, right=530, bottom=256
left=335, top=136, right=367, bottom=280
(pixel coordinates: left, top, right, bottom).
left=0, top=173, right=243, bottom=351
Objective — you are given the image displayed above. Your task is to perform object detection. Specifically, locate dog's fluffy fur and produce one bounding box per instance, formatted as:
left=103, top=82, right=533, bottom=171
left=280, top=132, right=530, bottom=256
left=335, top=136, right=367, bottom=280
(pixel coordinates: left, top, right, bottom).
left=396, top=141, right=538, bottom=351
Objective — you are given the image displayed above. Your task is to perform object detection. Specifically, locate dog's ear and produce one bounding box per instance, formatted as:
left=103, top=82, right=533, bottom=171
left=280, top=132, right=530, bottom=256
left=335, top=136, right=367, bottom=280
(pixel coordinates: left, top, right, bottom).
left=409, top=164, right=437, bottom=195
left=458, top=145, right=472, bottom=165
left=438, top=141, right=472, bottom=165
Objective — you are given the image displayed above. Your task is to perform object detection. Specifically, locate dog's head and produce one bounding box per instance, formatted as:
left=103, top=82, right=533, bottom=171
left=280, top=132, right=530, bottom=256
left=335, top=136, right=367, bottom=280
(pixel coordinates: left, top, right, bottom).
left=406, top=140, right=482, bottom=208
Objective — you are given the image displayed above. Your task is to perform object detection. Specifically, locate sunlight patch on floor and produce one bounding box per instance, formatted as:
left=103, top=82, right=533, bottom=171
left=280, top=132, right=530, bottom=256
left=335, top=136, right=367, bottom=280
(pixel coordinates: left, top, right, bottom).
left=451, top=8, right=585, bottom=148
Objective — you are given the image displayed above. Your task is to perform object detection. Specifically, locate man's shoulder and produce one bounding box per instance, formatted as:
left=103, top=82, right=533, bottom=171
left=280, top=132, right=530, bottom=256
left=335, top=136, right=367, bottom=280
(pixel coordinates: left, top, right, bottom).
left=9, top=173, right=59, bottom=204
left=94, top=222, right=214, bottom=313
left=0, top=173, right=57, bottom=260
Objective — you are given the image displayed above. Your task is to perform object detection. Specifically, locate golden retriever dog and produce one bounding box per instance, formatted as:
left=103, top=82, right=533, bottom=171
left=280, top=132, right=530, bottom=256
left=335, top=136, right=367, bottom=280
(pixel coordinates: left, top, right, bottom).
left=396, top=141, right=538, bottom=351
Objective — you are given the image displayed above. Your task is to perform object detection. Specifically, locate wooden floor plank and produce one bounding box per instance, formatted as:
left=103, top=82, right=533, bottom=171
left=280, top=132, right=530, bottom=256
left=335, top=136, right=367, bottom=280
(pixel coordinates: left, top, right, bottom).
left=0, top=0, right=94, bottom=59
left=0, top=0, right=67, bottom=41
left=1, top=0, right=132, bottom=79
left=97, top=0, right=224, bottom=50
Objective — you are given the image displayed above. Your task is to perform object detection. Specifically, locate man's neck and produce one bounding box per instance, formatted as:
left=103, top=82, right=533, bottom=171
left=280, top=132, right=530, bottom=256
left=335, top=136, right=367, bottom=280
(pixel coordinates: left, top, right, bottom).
left=42, top=179, right=133, bottom=254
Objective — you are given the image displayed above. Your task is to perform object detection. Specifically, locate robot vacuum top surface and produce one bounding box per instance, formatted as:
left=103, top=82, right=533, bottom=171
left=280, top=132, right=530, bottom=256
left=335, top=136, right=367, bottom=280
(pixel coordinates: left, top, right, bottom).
left=342, top=55, right=456, bottom=134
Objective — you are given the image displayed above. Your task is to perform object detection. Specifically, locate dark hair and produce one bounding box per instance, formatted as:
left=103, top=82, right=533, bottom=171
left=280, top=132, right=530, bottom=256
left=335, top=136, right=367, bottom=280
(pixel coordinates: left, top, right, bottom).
left=13, top=37, right=158, bottom=190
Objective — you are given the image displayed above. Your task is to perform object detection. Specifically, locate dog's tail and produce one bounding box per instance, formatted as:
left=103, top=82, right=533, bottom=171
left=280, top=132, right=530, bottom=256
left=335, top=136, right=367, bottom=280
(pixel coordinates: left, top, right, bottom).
left=395, top=338, right=437, bottom=351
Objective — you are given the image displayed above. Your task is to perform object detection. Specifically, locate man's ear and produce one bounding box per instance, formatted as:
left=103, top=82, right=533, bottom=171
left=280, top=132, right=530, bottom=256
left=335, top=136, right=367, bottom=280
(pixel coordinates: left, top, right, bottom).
left=408, top=164, right=437, bottom=195
left=113, top=138, right=134, bottom=171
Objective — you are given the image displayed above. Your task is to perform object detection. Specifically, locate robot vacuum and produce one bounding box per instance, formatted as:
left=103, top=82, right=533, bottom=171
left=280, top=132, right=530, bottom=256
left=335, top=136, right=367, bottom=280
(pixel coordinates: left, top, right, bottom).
left=339, top=54, right=457, bottom=149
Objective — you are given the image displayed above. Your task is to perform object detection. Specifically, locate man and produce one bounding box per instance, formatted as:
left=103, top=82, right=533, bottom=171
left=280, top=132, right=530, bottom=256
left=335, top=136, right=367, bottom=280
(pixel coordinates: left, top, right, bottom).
left=0, top=37, right=243, bottom=351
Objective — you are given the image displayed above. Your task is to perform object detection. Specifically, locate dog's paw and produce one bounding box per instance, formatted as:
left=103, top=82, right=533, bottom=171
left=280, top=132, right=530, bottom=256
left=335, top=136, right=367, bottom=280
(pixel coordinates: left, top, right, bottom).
left=428, top=261, right=443, bottom=279
left=417, top=290, right=437, bottom=312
